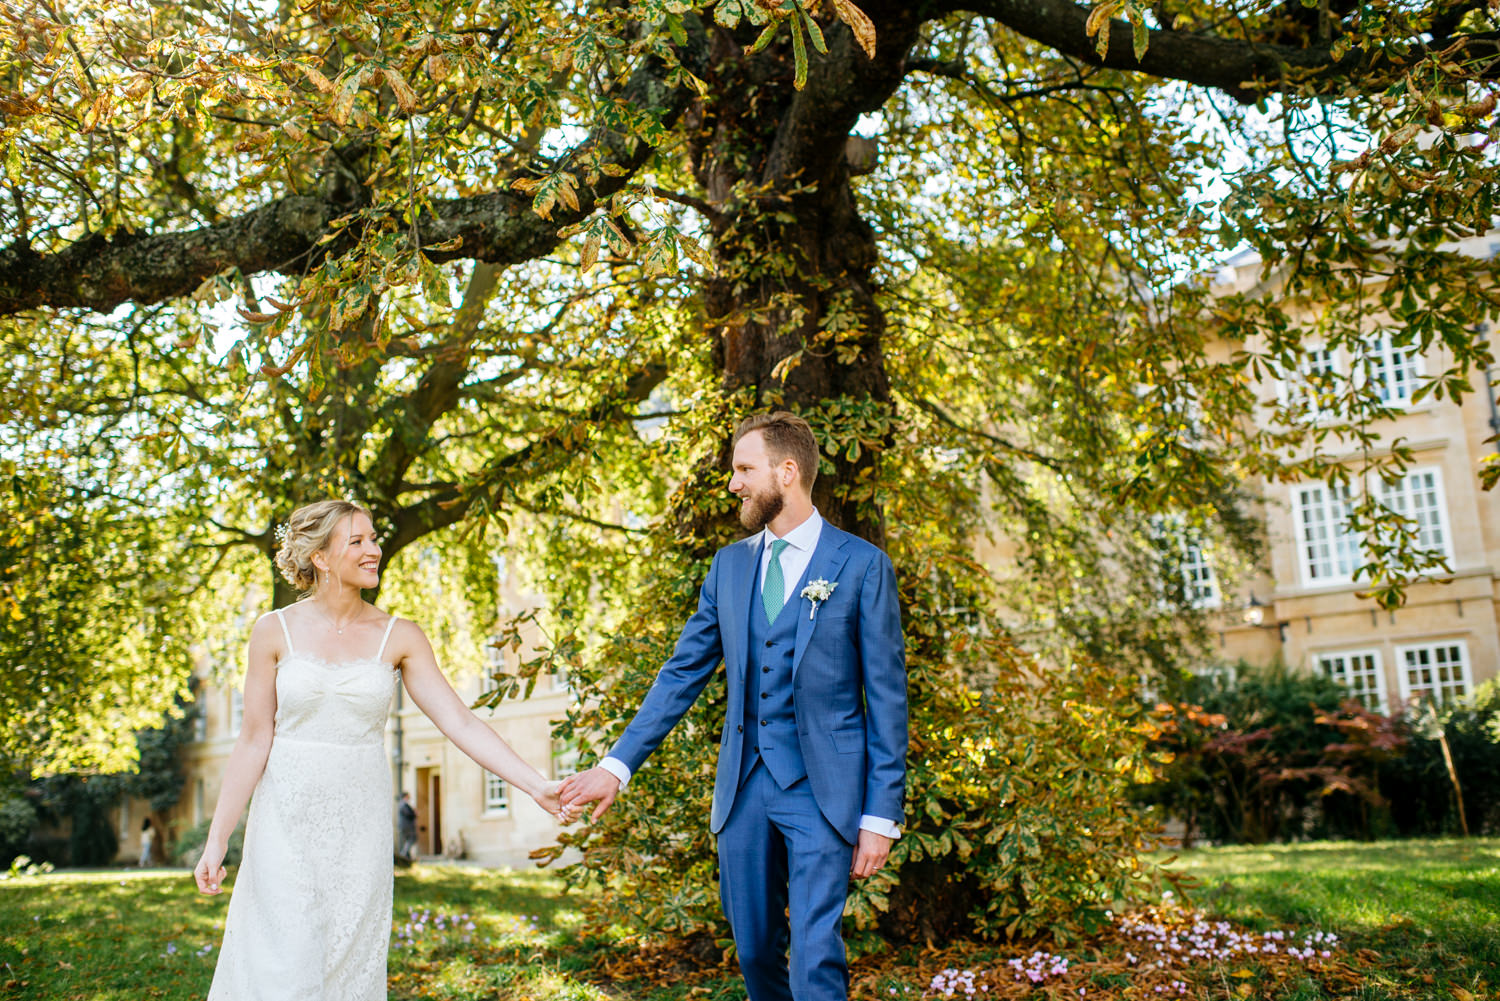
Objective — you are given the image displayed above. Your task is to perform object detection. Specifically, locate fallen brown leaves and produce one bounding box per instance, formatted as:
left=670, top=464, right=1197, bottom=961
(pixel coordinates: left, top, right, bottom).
left=582, top=901, right=1377, bottom=1001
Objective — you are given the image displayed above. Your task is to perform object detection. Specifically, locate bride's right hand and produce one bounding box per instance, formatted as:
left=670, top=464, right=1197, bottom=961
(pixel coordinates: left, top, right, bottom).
left=194, top=844, right=227, bottom=895
left=534, top=780, right=579, bottom=822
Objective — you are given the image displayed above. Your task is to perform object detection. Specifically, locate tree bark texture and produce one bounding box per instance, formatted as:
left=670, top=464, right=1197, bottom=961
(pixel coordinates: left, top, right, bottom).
left=670, top=12, right=925, bottom=547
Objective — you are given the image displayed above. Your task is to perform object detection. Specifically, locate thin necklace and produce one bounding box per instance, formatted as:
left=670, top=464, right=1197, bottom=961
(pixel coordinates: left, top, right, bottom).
left=315, top=601, right=363, bottom=635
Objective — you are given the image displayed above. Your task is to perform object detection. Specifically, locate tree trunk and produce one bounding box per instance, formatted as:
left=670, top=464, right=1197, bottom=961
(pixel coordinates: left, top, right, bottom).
left=674, top=16, right=922, bottom=547
left=1438, top=728, right=1469, bottom=837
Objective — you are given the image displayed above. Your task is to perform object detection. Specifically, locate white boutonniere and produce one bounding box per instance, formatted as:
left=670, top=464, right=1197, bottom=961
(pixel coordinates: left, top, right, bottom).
left=800, top=579, right=837, bottom=620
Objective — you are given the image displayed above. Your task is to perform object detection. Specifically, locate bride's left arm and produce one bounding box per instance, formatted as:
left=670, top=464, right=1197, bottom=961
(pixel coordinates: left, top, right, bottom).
left=392, top=618, right=562, bottom=816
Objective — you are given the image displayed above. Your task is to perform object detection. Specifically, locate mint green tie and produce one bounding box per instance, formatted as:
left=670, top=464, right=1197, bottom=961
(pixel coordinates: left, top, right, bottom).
left=762, top=539, right=789, bottom=624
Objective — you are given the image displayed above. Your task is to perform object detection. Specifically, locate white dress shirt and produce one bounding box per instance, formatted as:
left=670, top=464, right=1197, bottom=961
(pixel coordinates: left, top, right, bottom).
left=601, top=508, right=900, bottom=840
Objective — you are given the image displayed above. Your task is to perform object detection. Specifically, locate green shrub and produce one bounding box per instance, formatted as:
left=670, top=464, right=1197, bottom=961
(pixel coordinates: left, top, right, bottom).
left=0, top=792, right=37, bottom=865
left=1382, top=681, right=1500, bottom=836
left=1137, top=662, right=1401, bottom=844
left=1139, top=666, right=1500, bottom=843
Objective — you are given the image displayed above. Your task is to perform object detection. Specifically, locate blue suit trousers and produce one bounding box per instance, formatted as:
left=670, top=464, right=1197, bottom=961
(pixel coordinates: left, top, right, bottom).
left=717, top=760, right=853, bottom=1001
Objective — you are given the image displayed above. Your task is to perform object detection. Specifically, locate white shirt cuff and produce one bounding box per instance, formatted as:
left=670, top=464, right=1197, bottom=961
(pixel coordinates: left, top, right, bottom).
left=859, top=815, right=900, bottom=839
left=599, top=756, right=632, bottom=789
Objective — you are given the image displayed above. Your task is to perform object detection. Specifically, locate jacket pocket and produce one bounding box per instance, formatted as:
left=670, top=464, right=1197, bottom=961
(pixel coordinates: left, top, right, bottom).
left=830, top=727, right=864, bottom=755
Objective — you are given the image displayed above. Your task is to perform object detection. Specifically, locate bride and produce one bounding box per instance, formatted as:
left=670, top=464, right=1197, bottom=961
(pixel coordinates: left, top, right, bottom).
left=193, top=499, right=567, bottom=1000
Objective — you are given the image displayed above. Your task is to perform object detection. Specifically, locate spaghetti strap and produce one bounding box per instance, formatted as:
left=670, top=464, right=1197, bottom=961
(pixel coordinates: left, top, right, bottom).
left=273, top=609, right=295, bottom=653
left=375, top=616, right=398, bottom=663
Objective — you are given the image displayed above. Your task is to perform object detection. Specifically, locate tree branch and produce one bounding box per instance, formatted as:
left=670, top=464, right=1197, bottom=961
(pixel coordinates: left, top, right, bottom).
left=0, top=23, right=711, bottom=316
left=382, top=360, right=670, bottom=557
left=950, top=0, right=1500, bottom=102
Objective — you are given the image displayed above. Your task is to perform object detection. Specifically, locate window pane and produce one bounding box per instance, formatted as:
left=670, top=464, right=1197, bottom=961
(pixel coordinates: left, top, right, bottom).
left=1296, top=484, right=1358, bottom=583
left=1401, top=642, right=1469, bottom=707
left=1375, top=469, right=1450, bottom=564
left=1317, top=651, right=1384, bottom=710
left=1364, top=333, right=1422, bottom=405
left=1285, top=346, right=1339, bottom=416
left=483, top=771, right=509, bottom=813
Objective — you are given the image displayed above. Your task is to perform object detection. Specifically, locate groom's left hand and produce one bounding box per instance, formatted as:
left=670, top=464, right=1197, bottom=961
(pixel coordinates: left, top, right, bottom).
left=850, top=830, right=893, bottom=879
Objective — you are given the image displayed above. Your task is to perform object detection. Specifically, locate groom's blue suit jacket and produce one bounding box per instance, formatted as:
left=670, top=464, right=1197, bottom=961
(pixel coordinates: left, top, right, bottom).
left=608, top=523, right=907, bottom=843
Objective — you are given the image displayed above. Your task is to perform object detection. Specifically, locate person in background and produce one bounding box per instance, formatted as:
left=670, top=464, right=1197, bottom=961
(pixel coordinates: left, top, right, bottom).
left=397, top=791, right=418, bottom=861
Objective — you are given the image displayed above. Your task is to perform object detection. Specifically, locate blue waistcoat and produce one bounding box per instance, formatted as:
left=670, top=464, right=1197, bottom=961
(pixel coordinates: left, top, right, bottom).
left=740, top=564, right=808, bottom=790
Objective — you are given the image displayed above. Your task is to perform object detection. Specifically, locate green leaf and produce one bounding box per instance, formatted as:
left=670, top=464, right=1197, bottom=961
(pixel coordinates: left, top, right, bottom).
left=747, top=21, right=779, bottom=54
left=791, top=14, right=808, bottom=90
left=798, top=6, right=827, bottom=54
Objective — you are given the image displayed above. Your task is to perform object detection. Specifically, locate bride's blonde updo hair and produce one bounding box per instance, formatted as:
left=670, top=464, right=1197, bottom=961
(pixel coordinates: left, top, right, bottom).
left=274, top=499, right=373, bottom=594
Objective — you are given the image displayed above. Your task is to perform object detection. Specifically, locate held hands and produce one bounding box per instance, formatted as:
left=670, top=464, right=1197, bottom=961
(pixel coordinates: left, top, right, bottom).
left=532, top=779, right=568, bottom=821
left=557, top=766, right=622, bottom=823
left=850, top=829, right=893, bottom=879
left=193, top=843, right=228, bottom=895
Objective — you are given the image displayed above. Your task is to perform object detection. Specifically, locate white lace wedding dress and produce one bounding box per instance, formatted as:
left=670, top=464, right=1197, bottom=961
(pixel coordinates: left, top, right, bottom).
left=207, top=611, right=400, bottom=1001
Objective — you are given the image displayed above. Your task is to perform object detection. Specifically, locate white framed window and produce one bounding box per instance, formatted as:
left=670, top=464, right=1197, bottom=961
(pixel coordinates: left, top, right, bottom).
left=230, top=689, right=244, bottom=736
left=1178, top=537, right=1221, bottom=610
left=1361, top=332, right=1424, bottom=406
left=1292, top=468, right=1454, bottom=588
left=480, top=638, right=506, bottom=696
left=482, top=771, right=510, bottom=815
left=1376, top=467, right=1451, bottom=559
left=1149, top=516, right=1221, bottom=610
left=1292, top=482, right=1359, bottom=585
left=1280, top=345, right=1340, bottom=416
left=1396, top=640, right=1471, bottom=708
left=1315, top=649, right=1386, bottom=710
left=192, top=706, right=208, bottom=743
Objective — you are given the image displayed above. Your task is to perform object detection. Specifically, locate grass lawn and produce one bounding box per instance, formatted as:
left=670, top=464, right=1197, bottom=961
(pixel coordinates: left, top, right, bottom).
left=0, top=865, right=601, bottom=1001
left=1, top=838, right=1495, bottom=1000
left=1164, top=838, right=1500, bottom=1000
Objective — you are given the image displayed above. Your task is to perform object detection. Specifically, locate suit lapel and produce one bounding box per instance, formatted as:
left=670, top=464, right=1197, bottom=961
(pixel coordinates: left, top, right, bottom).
left=721, top=536, right=759, bottom=689
left=792, top=526, right=851, bottom=678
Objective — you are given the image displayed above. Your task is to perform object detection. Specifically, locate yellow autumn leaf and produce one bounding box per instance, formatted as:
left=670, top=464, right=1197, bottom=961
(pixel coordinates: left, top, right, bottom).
left=677, top=231, right=713, bottom=270
left=330, top=67, right=365, bottom=127
left=81, top=91, right=111, bottom=132
left=830, top=0, right=877, bottom=59
left=556, top=173, right=580, bottom=213
left=378, top=67, right=420, bottom=114
left=580, top=230, right=601, bottom=273
left=297, top=63, right=335, bottom=94
left=1085, top=0, right=1122, bottom=37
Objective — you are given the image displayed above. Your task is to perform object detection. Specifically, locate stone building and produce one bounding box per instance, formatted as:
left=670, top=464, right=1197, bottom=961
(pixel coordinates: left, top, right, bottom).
left=1198, top=233, right=1499, bottom=705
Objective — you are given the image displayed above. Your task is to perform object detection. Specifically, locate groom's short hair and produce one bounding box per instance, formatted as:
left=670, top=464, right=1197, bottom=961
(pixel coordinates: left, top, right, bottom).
left=733, top=412, right=820, bottom=491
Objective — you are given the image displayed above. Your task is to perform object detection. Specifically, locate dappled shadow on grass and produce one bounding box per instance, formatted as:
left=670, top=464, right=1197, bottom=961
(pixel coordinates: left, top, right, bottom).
left=6, top=843, right=1497, bottom=1001
left=0, top=868, right=227, bottom=999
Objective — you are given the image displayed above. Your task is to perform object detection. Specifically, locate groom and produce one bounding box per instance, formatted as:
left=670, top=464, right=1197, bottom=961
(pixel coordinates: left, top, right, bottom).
left=560, top=412, right=907, bottom=1001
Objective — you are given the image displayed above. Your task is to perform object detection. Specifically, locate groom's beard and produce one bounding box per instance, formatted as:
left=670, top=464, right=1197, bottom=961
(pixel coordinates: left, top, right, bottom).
left=738, top=485, right=785, bottom=532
